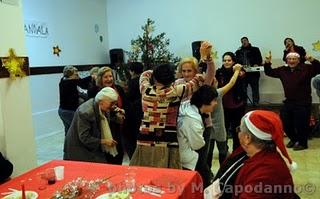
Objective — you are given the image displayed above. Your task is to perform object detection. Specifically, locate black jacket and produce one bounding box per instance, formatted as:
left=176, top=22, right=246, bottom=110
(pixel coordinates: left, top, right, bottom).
left=0, top=152, right=13, bottom=183
left=216, top=66, right=247, bottom=103
left=235, top=44, right=262, bottom=66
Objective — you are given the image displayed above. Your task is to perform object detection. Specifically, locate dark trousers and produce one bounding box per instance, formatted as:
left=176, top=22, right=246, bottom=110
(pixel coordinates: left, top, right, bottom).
left=122, top=132, right=137, bottom=159
left=280, top=103, right=311, bottom=147
left=224, top=105, right=246, bottom=151
left=58, top=108, right=75, bottom=135
left=207, top=140, right=228, bottom=169
left=245, top=73, right=260, bottom=105
left=195, top=127, right=213, bottom=188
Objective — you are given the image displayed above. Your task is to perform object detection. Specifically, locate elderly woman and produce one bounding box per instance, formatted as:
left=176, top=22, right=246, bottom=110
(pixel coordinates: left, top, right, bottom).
left=87, top=66, right=128, bottom=163
left=205, top=110, right=298, bottom=199
left=63, top=87, right=121, bottom=164
left=175, top=41, right=215, bottom=181
left=175, top=41, right=215, bottom=95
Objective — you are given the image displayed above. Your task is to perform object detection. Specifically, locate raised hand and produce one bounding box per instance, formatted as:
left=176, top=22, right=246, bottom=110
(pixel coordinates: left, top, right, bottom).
left=233, top=64, right=242, bottom=71
left=196, top=73, right=205, bottom=82
left=265, top=51, right=272, bottom=64
left=305, top=54, right=314, bottom=63
left=200, top=41, right=213, bottom=61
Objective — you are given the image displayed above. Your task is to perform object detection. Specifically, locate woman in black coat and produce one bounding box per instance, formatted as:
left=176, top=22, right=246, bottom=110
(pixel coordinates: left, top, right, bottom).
left=215, top=52, right=246, bottom=151
left=283, top=38, right=306, bottom=63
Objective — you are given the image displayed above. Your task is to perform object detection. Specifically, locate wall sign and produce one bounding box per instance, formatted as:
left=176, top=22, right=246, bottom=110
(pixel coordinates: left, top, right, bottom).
left=24, top=21, right=49, bottom=38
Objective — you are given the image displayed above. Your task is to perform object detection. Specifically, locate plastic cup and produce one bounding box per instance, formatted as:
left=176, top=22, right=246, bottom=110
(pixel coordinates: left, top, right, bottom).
left=124, top=167, right=137, bottom=193
left=54, top=166, right=64, bottom=181
left=36, top=172, right=47, bottom=190
left=45, top=168, right=56, bottom=184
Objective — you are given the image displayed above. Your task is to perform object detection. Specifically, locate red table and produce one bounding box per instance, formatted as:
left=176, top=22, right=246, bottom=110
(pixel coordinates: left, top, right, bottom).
left=0, top=160, right=203, bottom=199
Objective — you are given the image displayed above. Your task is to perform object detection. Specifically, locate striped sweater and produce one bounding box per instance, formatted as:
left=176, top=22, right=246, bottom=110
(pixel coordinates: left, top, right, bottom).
left=138, top=70, right=202, bottom=143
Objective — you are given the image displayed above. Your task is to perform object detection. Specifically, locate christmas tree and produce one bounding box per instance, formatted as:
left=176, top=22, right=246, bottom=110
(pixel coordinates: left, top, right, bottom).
left=127, top=18, right=180, bottom=70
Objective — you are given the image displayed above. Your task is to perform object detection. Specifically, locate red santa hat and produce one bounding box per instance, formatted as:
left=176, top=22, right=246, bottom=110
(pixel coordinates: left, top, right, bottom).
left=243, top=110, right=298, bottom=171
left=286, top=52, right=300, bottom=59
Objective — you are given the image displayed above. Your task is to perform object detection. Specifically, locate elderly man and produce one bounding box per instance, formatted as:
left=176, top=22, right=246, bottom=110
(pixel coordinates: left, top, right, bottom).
left=64, top=87, right=124, bottom=164
left=264, top=52, right=320, bottom=150
left=205, top=110, right=298, bottom=199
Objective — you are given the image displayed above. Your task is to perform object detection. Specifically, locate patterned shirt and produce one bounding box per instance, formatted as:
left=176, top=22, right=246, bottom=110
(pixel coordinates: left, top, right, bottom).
left=138, top=70, right=201, bottom=143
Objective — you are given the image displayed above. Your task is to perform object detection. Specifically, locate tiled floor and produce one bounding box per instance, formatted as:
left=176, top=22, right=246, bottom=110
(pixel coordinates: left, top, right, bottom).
left=35, top=131, right=64, bottom=165
left=36, top=132, right=319, bottom=199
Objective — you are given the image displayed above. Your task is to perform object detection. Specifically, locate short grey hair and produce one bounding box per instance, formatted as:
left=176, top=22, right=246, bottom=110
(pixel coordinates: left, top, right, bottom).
left=95, top=87, right=118, bottom=103
left=63, top=65, right=77, bottom=78
left=90, top=66, right=100, bottom=76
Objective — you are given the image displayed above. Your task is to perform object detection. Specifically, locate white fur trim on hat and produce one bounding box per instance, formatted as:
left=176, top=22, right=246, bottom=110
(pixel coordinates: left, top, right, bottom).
left=290, top=161, right=298, bottom=172
left=244, top=111, right=272, bottom=140
left=286, top=52, right=300, bottom=59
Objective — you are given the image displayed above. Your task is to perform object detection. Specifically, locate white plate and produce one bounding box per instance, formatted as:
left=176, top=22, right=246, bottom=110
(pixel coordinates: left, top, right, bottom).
left=95, top=191, right=132, bottom=199
left=2, top=191, right=38, bottom=199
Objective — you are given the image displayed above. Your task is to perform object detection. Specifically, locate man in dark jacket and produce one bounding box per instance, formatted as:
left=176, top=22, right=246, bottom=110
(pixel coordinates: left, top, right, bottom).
left=126, top=62, right=143, bottom=159
left=264, top=52, right=320, bottom=150
left=235, top=37, right=262, bottom=106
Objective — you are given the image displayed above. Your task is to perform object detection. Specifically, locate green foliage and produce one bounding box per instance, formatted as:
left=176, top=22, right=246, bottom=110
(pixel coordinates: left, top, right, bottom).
left=126, top=18, right=180, bottom=70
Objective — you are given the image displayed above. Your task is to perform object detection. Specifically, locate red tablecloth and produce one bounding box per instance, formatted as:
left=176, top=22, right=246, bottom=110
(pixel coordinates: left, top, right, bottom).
left=0, top=160, right=203, bottom=199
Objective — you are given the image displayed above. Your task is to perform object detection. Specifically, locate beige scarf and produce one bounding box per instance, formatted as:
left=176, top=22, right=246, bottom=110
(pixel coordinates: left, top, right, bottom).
left=100, top=109, right=118, bottom=157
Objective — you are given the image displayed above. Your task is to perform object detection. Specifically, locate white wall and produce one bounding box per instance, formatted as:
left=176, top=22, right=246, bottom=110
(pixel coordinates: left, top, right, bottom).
left=23, top=0, right=109, bottom=66
left=0, top=1, right=37, bottom=176
left=22, top=0, right=109, bottom=139
left=106, top=0, right=320, bottom=103
left=30, top=74, right=62, bottom=138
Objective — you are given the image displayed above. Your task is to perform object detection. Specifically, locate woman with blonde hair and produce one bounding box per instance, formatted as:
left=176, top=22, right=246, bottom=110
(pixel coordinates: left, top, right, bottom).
left=176, top=57, right=199, bottom=82
left=175, top=41, right=216, bottom=185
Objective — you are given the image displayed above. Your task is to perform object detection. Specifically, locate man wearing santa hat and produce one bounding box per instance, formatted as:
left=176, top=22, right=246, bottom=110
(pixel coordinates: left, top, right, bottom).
left=235, top=110, right=298, bottom=198
left=204, top=110, right=299, bottom=199
left=264, top=52, right=320, bottom=150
